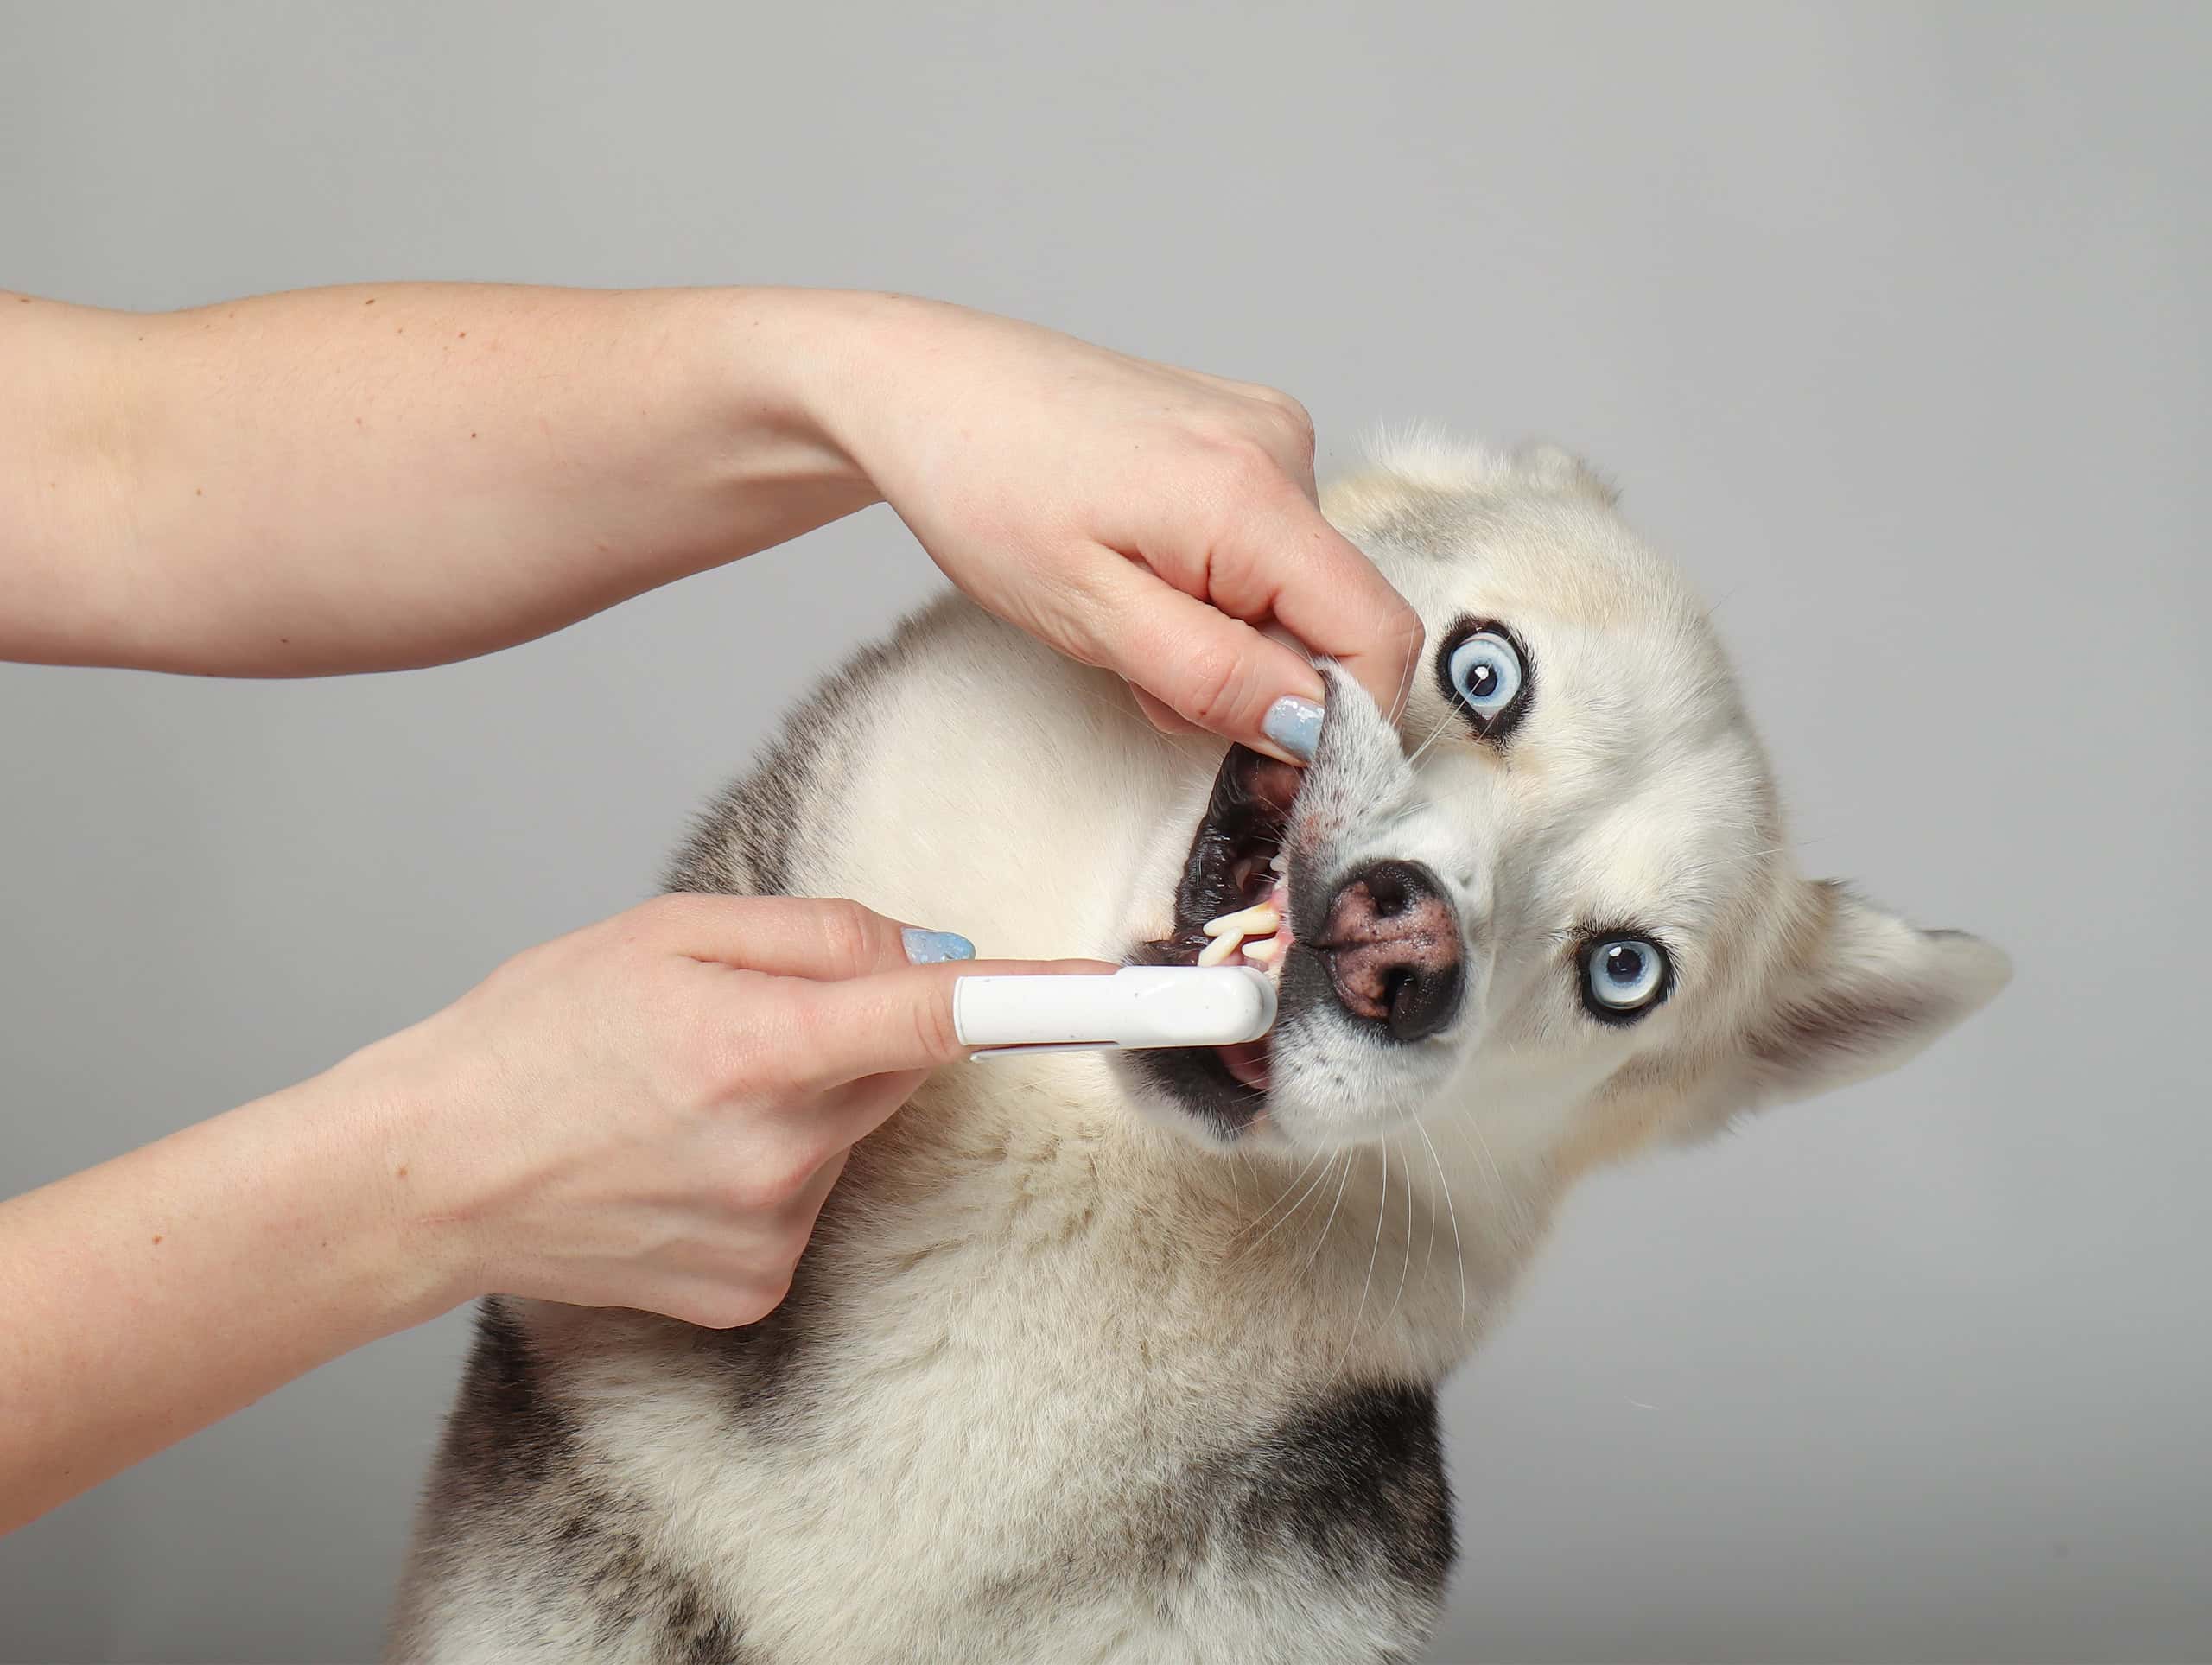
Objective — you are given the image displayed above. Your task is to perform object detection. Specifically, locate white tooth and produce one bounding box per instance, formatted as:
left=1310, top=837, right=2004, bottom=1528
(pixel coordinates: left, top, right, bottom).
left=1198, top=931, right=1245, bottom=966
left=1201, top=903, right=1281, bottom=939
left=1269, top=854, right=1289, bottom=875
left=1241, top=934, right=1281, bottom=965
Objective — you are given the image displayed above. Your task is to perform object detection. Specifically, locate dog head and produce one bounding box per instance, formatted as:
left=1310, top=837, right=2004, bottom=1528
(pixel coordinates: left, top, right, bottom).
left=1116, top=436, right=2008, bottom=1166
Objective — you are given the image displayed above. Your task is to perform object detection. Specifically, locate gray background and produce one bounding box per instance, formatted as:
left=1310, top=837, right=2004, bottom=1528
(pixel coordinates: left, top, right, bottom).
left=2, top=3, right=2205, bottom=1661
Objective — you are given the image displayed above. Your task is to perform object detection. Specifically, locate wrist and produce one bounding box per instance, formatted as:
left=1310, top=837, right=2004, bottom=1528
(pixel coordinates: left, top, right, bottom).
left=707, top=286, right=897, bottom=507
left=760, top=289, right=966, bottom=500
left=252, top=1054, right=482, bottom=1330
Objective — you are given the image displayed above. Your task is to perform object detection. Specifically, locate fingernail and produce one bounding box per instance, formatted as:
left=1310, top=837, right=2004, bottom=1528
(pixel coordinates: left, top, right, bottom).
left=1262, top=696, right=1325, bottom=764
left=902, top=928, right=976, bottom=964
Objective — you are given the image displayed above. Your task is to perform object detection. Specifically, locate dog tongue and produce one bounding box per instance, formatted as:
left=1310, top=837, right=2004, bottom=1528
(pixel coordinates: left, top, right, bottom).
left=1218, top=1040, right=1272, bottom=1091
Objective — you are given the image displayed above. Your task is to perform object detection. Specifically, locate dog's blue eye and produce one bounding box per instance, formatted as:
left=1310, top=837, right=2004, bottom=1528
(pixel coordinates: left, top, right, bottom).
left=1583, top=937, right=1669, bottom=1020
left=1446, top=632, right=1522, bottom=719
left=1435, top=620, right=1534, bottom=741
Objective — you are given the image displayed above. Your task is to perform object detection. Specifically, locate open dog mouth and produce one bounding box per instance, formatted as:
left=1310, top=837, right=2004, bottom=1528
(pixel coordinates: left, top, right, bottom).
left=1132, top=744, right=1306, bottom=1108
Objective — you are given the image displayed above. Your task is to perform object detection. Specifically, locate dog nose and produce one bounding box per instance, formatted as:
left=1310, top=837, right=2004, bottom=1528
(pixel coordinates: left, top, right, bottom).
left=1315, top=861, right=1465, bottom=1042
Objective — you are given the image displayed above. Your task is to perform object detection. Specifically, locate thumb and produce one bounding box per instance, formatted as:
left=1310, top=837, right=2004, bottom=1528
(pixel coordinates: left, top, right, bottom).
left=792, top=956, right=1116, bottom=1084
left=1198, top=492, right=1426, bottom=726
left=1077, top=555, right=1328, bottom=766
left=656, top=893, right=969, bottom=981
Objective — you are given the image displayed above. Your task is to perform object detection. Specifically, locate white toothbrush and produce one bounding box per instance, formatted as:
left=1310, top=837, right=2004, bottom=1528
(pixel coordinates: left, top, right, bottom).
left=952, top=965, right=1277, bottom=1059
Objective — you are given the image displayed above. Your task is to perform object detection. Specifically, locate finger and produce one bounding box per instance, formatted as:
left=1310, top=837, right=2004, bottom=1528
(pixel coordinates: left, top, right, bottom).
left=1201, top=494, right=1426, bottom=721
left=649, top=893, right=969, bottom=982
left=1076, top=555, right=1327, bottom=765
left=1131, top=685, right=1204, bottom=736
left=788, top=956, right=1116, bottom=1084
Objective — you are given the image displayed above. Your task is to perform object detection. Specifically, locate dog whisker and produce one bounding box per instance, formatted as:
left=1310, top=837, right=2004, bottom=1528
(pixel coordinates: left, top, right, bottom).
left=1453, top=1114, right=1505, bottom=1198
left=1413, top=1119, right=1468, bottom=1319
left=1385, top=648, right=1419, bottom=730
left=1384, top=1134, right=1416, bottom=1328
left=1402, top=685, right=1470, bottom=769
left=1230, top=1151, right=1335, bottom=1261
left=1226, top=1147, right=1323, bottom=1245
left=1298, top=1149, right=1357, bottom=1278
left=1337, top=1141, right=1389, bottom=1370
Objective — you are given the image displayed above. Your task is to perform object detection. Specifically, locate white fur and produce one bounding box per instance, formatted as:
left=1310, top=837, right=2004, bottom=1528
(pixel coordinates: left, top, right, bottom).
left=391, top=438, right=2008, bottom=1663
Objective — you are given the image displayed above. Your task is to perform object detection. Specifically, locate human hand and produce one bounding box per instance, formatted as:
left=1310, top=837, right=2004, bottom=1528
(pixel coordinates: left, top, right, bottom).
left=335, top=893, right=1106, bottom=1329
left=812, top=295, right=1424, bottom=764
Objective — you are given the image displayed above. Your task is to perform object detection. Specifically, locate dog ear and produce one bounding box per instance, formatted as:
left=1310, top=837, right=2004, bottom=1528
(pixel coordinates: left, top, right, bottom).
left=1511, top=442, right=1620, bottom=506
left=1739, top=880, right=2010, bottom=1109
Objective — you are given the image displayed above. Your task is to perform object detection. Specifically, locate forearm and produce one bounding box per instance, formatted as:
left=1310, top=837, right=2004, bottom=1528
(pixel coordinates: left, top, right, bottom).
left=0, top=283, right=882, bottom=674
left=0, top=1071, right=458, bottom=1532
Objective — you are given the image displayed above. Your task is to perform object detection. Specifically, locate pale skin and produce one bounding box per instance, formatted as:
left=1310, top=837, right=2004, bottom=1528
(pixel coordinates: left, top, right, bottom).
left=0, top=283, right=1422, bottom=1534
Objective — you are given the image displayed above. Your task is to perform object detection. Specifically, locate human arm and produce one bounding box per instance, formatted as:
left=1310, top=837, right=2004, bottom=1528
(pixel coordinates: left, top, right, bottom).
left=0, top=284, right=1419, bottom=759
left=0, top=893, right=1101, bottom=1534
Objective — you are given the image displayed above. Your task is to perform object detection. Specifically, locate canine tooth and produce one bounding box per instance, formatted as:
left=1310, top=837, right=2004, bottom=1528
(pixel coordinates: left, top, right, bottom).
left=1241, top=934, right=1281, bottom=966
left=1197, top=931, right=1244, bottom=966
left=1269, top=854, right=1288, bottom=875
left=1201, top=903, right=1281, bottom=939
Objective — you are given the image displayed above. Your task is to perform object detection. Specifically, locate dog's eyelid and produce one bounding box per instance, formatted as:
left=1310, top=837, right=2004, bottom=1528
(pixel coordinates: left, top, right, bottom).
left=1433, top=616, right=1535, bottom=744
left=1569, top=922, right=1677, bottom=1024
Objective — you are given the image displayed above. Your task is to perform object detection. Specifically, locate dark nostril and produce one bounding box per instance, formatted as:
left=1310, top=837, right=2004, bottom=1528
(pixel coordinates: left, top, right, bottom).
left=1366, top=867, right=1409, bottom=917
left=1382, top=968, right=1415, bottom=1017
left=1315, top=860, right=1465, bottom=1043
left=1384, top=962, right=1462, bottom=1044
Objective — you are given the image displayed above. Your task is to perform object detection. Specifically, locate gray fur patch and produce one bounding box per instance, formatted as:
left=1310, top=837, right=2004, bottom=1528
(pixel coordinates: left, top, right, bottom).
left=1221, top=1382, right=1455, bottom=1598
left=969, top=1381, right=1453, bottom=1656
left=428, top=1297, right=578, bottom=1509
left=394, top=1303, right=756, bottom=1660
left=684, top=1198, right=849, bottom=1425
left=554, top=1506, right=754, bottom=1663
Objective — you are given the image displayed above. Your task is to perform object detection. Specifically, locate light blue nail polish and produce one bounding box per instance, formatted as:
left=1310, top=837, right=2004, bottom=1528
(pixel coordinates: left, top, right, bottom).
left=1262, top=696, right=1325, bottom=763
left=902, top=928, right=976, bottom=964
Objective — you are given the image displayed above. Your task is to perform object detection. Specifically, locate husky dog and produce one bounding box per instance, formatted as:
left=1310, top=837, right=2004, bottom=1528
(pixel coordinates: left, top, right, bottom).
left=390, top=436, right=2007, bottom=1663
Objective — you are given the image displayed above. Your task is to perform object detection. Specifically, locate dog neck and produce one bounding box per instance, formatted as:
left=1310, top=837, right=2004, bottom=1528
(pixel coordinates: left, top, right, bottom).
left=849, top=1055, right=1568, bottom=1392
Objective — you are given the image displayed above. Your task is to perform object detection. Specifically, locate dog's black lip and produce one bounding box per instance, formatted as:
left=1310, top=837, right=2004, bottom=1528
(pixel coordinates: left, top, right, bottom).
left=1134, top=744, right=1303, bottom=968
left=1126, top=1040, right=1272, bottom=1140
left=1125, top=744, right=1304, bottom=1134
